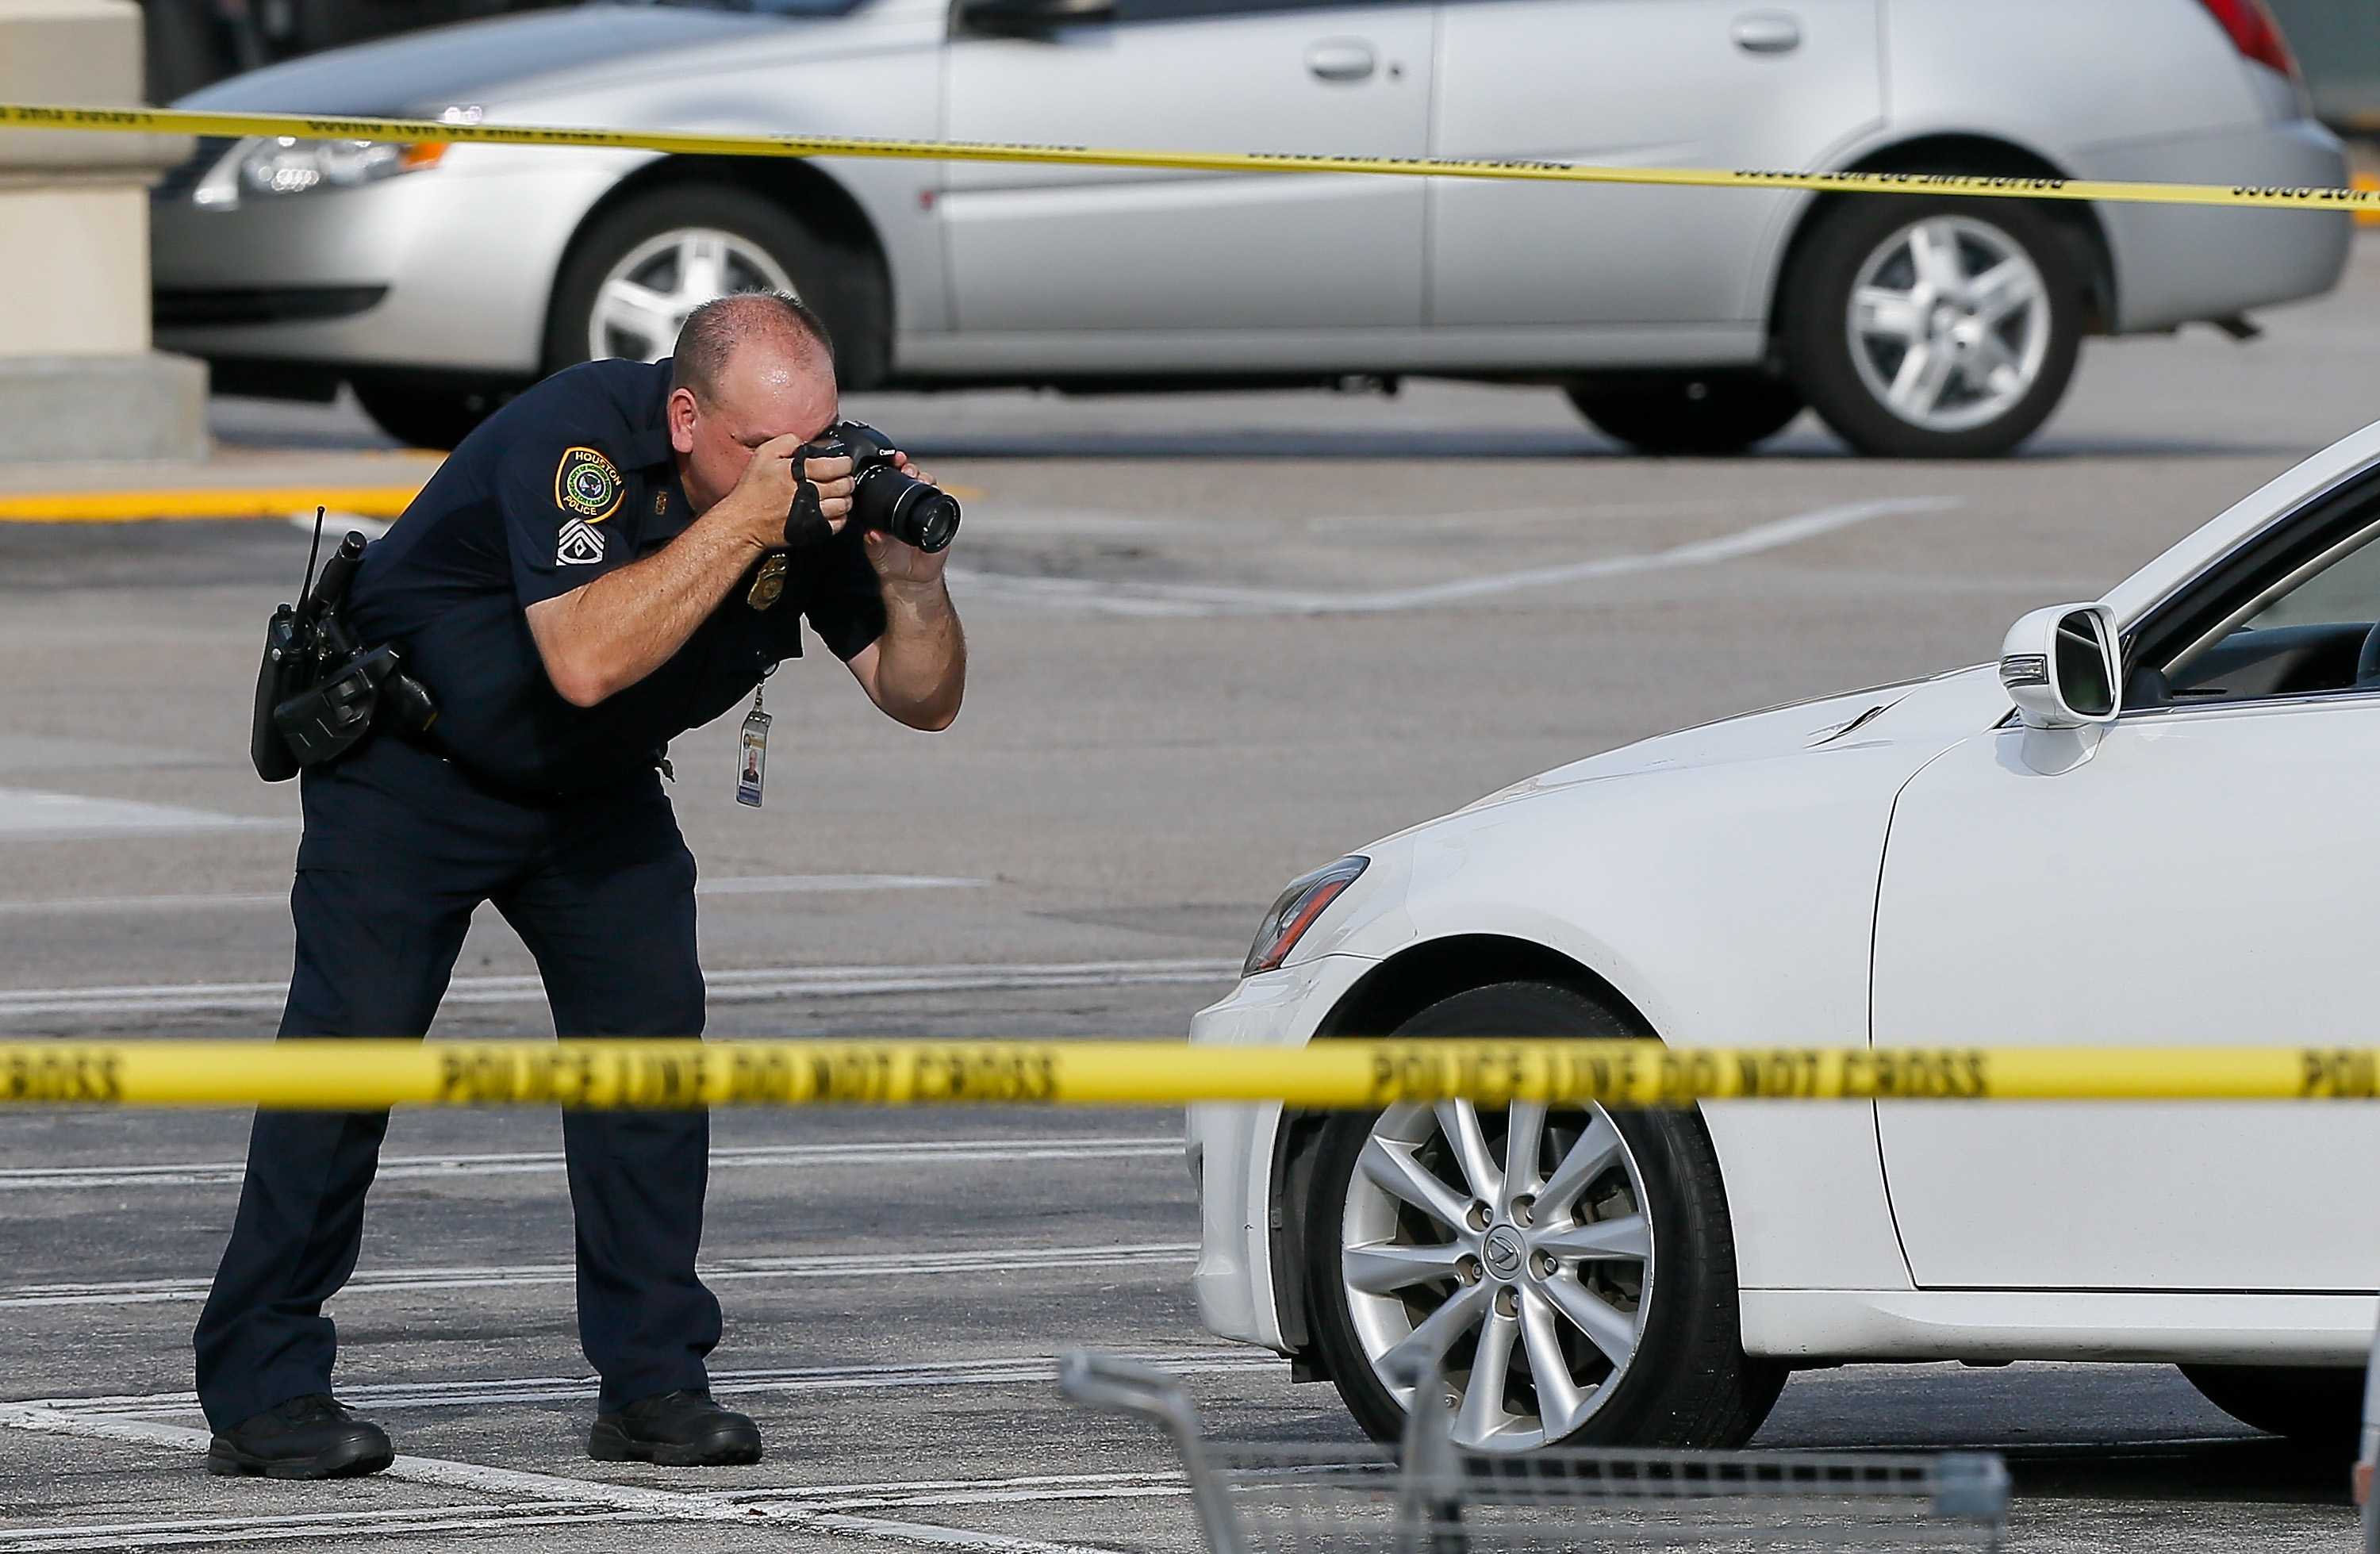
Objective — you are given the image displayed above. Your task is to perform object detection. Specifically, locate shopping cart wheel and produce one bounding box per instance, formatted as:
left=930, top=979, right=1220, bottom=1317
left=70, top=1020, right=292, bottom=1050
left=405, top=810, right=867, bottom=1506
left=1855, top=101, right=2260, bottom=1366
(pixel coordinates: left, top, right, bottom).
left=1301, top=980, right=1787, bottom=1453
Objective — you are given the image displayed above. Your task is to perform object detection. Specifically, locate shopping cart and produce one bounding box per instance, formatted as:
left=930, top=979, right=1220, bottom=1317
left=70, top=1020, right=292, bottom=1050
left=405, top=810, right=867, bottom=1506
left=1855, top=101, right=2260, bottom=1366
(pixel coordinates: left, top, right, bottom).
left=1058, top=1351, right=2008, bottom=1554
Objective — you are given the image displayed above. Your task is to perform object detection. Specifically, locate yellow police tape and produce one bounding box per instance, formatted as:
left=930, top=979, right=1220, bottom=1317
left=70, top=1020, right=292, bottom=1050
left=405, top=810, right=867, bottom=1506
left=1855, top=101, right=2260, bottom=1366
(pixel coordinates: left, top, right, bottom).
left=5, top=100, right=2374, bottom=214
left=5, top=1039, right=2380, bottom=1110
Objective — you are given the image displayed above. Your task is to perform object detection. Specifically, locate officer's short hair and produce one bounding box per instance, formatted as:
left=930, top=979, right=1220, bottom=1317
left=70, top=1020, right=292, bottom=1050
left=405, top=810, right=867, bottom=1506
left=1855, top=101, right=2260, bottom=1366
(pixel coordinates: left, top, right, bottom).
left=670, top=292, right=836, bottom=405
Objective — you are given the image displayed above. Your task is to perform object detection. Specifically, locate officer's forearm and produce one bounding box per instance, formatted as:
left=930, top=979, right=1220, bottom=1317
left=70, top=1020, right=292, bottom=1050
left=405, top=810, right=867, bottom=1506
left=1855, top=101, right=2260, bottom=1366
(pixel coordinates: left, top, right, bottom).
left=861, top=580, right=965, bottom=731
left=526, top=519, right=760, bottom=707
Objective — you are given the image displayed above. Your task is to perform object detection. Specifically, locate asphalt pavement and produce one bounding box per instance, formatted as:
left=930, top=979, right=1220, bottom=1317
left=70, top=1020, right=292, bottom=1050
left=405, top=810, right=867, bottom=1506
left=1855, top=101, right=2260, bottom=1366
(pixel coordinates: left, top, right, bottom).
left=6, top=239, right=2380, bottom=1552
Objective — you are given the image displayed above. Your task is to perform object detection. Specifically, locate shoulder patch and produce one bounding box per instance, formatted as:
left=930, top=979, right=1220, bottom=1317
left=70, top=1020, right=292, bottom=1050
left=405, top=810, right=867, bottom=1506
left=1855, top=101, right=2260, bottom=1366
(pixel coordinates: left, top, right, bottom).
left=557, top=518, right=606, bottom=566
left=555, top=446, right=624, bottom=521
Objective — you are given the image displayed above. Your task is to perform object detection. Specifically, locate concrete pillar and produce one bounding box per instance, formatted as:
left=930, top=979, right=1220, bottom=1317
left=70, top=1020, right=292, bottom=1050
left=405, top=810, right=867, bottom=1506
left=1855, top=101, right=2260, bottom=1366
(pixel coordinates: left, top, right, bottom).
left=0, top=0, right=206, bottom=462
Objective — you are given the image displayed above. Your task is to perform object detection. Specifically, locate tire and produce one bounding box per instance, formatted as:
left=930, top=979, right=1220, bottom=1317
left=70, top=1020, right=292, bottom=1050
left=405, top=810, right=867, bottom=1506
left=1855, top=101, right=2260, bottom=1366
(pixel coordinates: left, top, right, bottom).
left=1565, top=372, right=1803, bottom=456
left=542, top=184, right=887, bottom=388
left=1779, top=196, right=2084, bottom=459
left=348, top=375, right=514, bottom=453
left=2179, top=1364, right=2365, bottom=1448
left=1303, top=981, right=1786, bottom=1452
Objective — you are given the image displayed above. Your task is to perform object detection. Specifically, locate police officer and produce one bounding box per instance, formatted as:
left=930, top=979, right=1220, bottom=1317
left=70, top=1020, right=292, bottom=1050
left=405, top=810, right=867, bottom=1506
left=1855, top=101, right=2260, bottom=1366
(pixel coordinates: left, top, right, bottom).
left=194, top=292, right=965, bottom=1479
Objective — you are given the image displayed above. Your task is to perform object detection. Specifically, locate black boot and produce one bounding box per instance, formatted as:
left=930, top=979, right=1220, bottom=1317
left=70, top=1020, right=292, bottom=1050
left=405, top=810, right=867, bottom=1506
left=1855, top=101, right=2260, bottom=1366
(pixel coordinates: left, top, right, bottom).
left=588, top=1387, right=762, bottom=1466
left=207, top=1395, right=393, bottom=1479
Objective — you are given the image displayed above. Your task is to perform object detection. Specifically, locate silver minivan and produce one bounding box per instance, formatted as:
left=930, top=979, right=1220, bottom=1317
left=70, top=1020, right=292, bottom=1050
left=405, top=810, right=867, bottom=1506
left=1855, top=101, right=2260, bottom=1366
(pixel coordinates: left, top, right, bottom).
left=154, top=0, right=2349, bottom=454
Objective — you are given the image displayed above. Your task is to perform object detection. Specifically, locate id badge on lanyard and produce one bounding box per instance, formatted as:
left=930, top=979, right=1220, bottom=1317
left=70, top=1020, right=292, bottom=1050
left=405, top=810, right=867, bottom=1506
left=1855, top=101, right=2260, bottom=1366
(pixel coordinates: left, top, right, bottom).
left=737, top=685, right=771, bottom=808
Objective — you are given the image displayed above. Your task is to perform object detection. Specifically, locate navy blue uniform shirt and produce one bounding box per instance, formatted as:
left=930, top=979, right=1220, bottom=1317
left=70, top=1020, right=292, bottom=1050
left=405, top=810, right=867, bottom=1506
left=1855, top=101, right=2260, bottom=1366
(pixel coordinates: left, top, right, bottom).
left=347, top=359, right=887, bottom=796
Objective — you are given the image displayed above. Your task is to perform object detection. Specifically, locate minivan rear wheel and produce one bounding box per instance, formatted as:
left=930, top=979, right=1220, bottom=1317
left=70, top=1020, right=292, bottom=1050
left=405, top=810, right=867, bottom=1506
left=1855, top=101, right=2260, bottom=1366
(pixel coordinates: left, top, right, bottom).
left=1781, top=197, right=2083, bottom=459
left=1303, top=981, right=1786, bottom=1452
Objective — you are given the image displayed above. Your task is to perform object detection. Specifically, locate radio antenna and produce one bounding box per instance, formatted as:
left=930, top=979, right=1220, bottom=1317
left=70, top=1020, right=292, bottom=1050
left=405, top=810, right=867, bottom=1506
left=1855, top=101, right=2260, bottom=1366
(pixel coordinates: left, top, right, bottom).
left=299, top=505, right=326, bottom=603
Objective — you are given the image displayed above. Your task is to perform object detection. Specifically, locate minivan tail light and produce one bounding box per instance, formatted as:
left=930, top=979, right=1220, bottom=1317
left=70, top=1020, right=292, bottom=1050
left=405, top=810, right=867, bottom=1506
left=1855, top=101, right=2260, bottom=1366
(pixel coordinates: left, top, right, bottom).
left=2194, top=0, right=2297, bottom=79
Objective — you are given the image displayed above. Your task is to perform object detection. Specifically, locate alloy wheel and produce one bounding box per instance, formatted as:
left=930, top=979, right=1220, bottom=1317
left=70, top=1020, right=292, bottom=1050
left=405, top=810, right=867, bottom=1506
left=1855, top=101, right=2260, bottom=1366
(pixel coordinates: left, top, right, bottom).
left=586, top=228, right=797, bottom=363
left=1340, top=1099, right=1654, bottom=1452
left=1846, top=215, right=2049, bottom=433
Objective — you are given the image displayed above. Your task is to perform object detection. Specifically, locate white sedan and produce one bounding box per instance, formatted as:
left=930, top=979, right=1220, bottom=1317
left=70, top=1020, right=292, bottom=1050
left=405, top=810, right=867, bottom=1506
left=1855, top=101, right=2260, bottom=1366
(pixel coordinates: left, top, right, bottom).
left=1189, top=418, right=2380, bottom=1452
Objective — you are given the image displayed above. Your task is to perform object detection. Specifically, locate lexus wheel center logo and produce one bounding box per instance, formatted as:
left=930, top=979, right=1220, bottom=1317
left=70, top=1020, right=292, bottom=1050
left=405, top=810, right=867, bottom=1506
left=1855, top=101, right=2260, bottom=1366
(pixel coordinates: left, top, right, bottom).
left=1482, top=1225, right=1526, bottom=1279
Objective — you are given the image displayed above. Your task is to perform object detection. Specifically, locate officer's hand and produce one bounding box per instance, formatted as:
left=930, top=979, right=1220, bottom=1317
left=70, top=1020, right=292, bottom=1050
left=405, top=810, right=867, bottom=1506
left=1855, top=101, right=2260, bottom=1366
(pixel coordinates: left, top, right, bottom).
left=862, top=452, right=950, bottom=591
left=797, top=451, right=857, bottom=528
left=716, top=435, right=854, bottom=551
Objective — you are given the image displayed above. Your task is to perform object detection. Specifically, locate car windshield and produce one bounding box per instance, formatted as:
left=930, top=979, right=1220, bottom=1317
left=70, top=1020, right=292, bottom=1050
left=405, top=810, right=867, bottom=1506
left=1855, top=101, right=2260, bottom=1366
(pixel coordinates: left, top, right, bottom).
left=628, top=0, right=866, bottom=17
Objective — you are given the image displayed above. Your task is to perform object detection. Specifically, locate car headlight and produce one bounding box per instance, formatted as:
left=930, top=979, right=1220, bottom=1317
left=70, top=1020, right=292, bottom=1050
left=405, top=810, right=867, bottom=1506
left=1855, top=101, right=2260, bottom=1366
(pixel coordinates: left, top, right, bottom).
left=193, top=136, right=447, bottom=210
left=1243, top=856, right=1368, bottom=977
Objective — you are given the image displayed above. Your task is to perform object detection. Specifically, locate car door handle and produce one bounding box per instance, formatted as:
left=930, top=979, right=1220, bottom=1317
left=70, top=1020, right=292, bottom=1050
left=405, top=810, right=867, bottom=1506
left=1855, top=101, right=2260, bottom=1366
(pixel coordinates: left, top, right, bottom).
left=1306, top=40, right=1376, bottom=82
left=1730, top=12, right=1801, bottom=52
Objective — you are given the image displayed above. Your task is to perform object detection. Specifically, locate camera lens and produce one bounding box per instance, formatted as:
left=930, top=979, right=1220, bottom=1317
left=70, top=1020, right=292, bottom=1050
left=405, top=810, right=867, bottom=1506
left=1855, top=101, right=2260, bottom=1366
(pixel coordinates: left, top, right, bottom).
left=834, top=423, right=962, bottom=553
left=887, top=483, right=962, bottom=554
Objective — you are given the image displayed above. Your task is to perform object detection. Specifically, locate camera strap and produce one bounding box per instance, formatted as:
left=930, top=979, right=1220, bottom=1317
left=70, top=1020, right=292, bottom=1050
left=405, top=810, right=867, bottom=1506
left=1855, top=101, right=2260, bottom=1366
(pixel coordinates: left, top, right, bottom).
left=785, top=474, right=833, bottom=549
left=736, top=683, right=770, bottom=808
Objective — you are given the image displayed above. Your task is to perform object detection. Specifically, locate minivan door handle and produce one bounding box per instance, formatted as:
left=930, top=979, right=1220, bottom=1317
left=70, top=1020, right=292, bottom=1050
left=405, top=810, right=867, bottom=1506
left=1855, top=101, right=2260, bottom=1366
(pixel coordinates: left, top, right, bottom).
left=1306, top=40, right=1377, bottom=82
left=1730, top=12, right=1801, bottom=52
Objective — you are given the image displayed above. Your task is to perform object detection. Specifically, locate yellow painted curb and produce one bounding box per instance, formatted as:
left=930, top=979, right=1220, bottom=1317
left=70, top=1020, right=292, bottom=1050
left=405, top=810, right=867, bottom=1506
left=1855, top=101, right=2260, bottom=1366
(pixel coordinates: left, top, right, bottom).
left=0, top=485, right=427, bottom=523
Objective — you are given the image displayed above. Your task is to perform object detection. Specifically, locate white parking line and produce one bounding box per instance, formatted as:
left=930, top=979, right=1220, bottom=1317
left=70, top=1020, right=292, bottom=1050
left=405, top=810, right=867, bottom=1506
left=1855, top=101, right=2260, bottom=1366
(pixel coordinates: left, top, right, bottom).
left=696, top=873, right=987, bottom=895
left=0, top=1241, right=1200, bottom=1308
left=0, top=789, right=293, bottom=842
left=0, top=956, right=1238, bottom=1019
left=1301, top=497, right=1777, bottom=533
left=0, top=1503, right=649, bottom=1553
left=31, top=1348, right=1279, bottom=1418
left=947, top=497, right=1957, bottom=617
left=714, top=1469, right=1188, bottom=1509
left=0, top=874, right=987, bottom=915
left=0, top=892, right=287, bottom=914
left=964, top=495, right=1771, bottom=539
left=725, top=1479, right=1191, bottom=1514
left=0, top=1402, right=1119, bottom=1553
left=0, top=1134, right=1184, bottom=1192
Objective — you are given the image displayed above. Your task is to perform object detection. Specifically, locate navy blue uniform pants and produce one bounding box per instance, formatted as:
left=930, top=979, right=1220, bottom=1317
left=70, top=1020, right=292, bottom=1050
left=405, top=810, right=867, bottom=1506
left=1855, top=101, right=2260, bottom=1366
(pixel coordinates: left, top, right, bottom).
left=193, top=737, right=716, bottom=1430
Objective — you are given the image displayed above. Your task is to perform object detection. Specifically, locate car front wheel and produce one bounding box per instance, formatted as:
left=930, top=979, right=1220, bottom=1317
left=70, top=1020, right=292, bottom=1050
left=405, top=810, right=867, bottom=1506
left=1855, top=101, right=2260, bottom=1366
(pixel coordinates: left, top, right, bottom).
left=1565, top=372, right=1804, bottom=456
left=1780, top=197, right=2084, bottom=459
left=1303, top=981, right=1785, bottom=1452
left=542, top=184, right=886, bottom=385
left=349, top=374, right=517, bottom=453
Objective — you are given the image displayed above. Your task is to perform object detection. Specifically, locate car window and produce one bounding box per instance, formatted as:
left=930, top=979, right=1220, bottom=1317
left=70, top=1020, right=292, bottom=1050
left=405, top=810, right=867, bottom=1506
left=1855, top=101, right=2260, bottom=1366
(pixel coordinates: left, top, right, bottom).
left=2155, top=519, right=2380, bottom=705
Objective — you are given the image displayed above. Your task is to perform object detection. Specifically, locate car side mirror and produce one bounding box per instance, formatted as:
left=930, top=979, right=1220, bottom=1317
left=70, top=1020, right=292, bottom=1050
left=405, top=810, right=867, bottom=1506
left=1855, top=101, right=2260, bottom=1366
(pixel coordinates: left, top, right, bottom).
left=1999, top=603, right=2120, bottom=730
left=955, top=0, right=1115, bottom=37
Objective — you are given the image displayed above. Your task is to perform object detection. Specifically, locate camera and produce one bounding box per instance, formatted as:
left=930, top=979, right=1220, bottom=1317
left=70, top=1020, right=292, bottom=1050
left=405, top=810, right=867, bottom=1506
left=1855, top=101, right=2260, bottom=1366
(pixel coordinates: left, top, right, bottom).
left=801, top=420, right=961, bottom=553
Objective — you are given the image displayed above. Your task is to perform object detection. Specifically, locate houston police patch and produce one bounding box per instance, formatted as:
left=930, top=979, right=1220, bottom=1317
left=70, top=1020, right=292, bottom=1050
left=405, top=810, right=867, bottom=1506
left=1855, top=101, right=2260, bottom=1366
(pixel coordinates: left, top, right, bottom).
left=555, top=446, right=624, bottom=522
